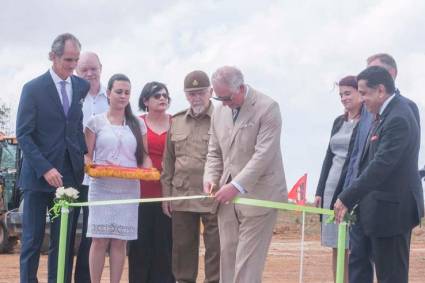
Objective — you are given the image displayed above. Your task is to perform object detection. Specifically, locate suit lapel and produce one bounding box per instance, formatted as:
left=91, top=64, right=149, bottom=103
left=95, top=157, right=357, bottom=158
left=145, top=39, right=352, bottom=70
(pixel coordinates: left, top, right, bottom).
left=68, top=76, right=81, bottom=119
left=228, top=89, right=257, bottom=149
left=359, top=95, right=399, bottom=166
left=44, top=71, right=66, bottom=119
left=359, top=117, right=383, bottom=165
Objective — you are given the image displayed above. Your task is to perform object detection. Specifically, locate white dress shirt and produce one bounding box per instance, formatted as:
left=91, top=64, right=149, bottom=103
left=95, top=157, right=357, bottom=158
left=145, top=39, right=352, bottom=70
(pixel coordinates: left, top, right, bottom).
left=49, top=68, right=72, bottom=104
left=379, top=92, right=396, bottom=116
left=82, top=85, right=109, bottom=127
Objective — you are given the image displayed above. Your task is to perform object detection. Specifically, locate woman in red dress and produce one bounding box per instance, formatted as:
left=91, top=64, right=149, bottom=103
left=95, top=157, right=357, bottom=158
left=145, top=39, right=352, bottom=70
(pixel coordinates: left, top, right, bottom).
left=128, top=81, right=174, bottom=283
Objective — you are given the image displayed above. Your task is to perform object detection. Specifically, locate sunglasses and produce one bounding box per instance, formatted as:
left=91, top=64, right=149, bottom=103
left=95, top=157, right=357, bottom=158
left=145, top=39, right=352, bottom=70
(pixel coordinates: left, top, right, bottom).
left=151, top=92, right=169, bottom=100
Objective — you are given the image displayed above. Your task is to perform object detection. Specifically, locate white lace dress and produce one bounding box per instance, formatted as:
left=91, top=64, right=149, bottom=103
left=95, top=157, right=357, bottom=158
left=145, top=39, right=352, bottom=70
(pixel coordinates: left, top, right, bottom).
left=86, top=113, right=146, bottom=240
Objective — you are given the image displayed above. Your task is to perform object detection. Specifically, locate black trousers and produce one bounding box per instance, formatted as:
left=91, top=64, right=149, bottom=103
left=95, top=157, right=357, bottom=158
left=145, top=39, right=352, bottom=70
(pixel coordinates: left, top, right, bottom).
left=128, top=202, right=174, bottom=283
left=370, top=230, right=412, bottom=283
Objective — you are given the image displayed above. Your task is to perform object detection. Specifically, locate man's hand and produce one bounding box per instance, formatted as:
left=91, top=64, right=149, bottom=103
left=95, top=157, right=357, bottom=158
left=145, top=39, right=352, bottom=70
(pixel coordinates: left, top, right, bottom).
left=203, top=181, right=216, bottom=195
left=43, top=168, right=63, bottom=188
left=214, top=183, right=239, bottom=204
left=314, top=196, right=322, bottom=208
left=162, top=201, right=172, bottom=218
left=333, top=199, right=348, bottom=223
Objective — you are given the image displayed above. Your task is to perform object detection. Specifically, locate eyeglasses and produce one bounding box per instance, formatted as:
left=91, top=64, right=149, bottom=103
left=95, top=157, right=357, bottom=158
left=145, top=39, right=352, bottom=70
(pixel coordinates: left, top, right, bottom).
left=151, top=92, right=169, bottom=100
left=212, top=94, right=233, bottom=101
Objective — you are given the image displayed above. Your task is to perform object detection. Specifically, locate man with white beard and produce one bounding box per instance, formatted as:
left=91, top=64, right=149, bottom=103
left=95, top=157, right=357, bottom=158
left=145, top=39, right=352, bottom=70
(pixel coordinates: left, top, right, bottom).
left=161, top=70, right=220, bottom=283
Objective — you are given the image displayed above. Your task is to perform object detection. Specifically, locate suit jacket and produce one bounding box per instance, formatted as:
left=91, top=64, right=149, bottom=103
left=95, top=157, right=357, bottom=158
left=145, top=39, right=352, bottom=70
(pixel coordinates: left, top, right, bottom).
left=398, top=89, right=420, bottom=127
left=204, top=86, right=287, bottom=216
left=339, top=95, right=424, bottom=237
left=316, top=113, right=359, bottom=211
left=16, top=71, right=90, bottom=191
left=397, top=90, right=424, bottom=220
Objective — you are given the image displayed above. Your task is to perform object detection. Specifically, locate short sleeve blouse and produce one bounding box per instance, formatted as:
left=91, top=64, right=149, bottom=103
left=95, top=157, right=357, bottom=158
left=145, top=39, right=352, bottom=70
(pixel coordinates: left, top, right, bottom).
left=86, top=113, right=147, bottom=167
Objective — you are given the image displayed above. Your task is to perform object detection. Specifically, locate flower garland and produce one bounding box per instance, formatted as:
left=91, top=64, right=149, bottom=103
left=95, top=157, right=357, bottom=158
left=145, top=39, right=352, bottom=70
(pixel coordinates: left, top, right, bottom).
left=85, top=164, right=160, bottom=181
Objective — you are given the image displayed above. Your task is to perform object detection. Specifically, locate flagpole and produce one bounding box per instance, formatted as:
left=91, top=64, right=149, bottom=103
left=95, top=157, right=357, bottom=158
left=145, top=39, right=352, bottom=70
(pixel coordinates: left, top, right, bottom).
left=299, top=211, right=306, bottom=283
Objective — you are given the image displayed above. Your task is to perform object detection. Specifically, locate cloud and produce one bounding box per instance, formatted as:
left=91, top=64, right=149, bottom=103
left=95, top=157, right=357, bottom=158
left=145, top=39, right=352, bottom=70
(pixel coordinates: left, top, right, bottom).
left=1, top=0, right=424, bottom=200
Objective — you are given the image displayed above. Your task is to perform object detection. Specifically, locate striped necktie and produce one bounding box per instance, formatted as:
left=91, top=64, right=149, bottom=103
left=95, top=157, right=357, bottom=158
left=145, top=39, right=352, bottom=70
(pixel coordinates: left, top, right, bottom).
left=232, top=107, right=240, bottom=123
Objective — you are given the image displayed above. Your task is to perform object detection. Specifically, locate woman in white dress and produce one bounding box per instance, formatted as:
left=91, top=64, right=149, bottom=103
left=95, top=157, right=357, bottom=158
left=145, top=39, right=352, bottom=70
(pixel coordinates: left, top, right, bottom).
left=85, top=74, right=152, bottom=283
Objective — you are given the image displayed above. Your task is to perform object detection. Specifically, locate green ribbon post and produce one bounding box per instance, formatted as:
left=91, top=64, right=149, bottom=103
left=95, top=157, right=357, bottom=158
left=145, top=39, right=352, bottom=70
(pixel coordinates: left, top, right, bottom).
left=57, top=204, right=70, bottom=283
left=55, top=196, right=347, bottom=283
left=336, top=222, right=347, bottom=283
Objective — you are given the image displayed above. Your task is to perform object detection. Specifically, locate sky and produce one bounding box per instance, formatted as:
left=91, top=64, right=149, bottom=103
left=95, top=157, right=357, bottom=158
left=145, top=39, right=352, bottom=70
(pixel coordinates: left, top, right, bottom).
left=1, top=0, right=425, bottom=201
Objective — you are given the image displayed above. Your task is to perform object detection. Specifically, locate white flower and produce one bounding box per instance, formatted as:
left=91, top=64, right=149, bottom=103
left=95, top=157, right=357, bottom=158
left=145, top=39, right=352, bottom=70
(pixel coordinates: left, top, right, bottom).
left=64, top=187, right=80, bottom=200
left=55, top=187, right=66, bottom=199
left=55, top=186, right=79, bottom=201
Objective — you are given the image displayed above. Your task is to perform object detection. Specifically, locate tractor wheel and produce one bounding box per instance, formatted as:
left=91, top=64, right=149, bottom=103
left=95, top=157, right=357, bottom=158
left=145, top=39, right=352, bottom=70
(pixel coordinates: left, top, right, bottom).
left=0, top=221, right=16, bottom=253
left=0, top=220, right=10, bottom=253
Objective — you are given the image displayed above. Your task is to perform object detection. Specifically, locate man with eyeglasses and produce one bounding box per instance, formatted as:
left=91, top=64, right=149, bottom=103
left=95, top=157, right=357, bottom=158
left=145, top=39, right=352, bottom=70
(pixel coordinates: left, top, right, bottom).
left=75, top=51, right=109, bottom=283
left=204, top=66, right=287, bottom=283
left=161, top=70, right=220, bottom=283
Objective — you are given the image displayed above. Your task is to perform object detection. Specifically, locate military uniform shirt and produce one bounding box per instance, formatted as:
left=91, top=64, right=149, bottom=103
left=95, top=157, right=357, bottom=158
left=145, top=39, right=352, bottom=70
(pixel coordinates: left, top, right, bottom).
left=161, top=102, right=217, bottom=213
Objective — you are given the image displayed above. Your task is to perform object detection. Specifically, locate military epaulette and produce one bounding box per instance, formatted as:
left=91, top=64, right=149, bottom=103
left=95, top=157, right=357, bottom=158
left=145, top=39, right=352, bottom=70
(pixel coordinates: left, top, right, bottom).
left=172, top=108, right=189, bottom=118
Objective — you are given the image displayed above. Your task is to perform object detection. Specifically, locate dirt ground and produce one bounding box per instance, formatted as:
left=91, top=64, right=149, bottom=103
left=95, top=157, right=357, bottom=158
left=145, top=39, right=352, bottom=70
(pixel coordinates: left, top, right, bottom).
left=1, top=211, right=424, bottom=283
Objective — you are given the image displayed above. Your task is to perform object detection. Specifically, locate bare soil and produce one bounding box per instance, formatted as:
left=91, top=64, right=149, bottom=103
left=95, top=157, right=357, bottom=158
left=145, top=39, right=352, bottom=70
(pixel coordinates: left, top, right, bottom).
left=1, top=211, right=424, bottom=282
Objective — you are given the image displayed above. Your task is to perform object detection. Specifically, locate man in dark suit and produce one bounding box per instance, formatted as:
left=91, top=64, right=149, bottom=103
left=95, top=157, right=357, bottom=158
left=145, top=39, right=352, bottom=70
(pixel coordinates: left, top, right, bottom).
left=334, top=66, right=423, bottom=283
left=16, top=33, right=90, bottom=283
left=345, top=53, right=424, bottom=283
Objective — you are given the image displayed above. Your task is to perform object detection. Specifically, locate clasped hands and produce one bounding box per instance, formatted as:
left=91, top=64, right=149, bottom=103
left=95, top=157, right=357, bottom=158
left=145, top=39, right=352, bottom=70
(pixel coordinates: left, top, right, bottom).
left=203, top=181, right=240, bottom=204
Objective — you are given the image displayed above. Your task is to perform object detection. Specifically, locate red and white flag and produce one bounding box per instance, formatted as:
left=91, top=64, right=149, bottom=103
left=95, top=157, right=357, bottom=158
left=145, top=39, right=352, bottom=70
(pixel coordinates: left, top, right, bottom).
left=288, top=174, right=307, bottom=205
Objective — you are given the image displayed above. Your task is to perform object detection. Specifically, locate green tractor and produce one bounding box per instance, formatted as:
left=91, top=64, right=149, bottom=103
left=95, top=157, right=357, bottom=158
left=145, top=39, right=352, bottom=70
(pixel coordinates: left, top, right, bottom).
left=0, top=136, right=22, bottom=253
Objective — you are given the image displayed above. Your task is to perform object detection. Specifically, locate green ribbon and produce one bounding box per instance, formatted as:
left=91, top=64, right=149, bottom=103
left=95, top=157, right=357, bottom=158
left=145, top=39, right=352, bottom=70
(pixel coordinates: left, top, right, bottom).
left=233, top=197, right=335, bottom=216
left=69, top=195, right=211, bottom=207
left=55, top=195, right=347, bottom=283
left=49, top=199, right=70, bottom=221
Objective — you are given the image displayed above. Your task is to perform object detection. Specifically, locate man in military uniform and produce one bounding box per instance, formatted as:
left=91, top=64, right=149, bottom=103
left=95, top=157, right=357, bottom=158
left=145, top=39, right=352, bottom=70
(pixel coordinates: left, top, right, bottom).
left=161, top=70, right=220, bottom=283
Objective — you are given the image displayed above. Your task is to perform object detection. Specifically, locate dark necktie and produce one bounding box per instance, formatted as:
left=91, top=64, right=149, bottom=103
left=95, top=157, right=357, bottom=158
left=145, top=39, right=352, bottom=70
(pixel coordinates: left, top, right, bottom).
left=232, top=107, right=240, bottom=123
left=370, top=113, right=380, bottom=137
left=60, top=81, right=70, bottom=116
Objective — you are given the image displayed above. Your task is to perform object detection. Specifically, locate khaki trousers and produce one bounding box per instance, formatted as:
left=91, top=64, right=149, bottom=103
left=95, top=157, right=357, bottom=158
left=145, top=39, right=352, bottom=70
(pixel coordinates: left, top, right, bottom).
left=218, top=203, right=277, bottom=283
left=172, top=211, right=220, bottom=283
